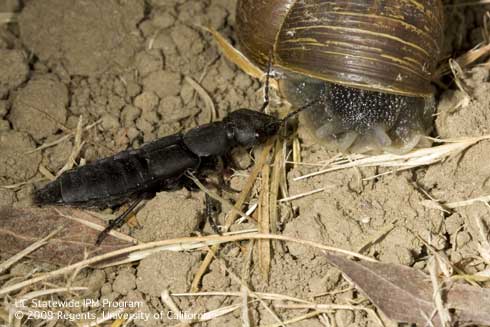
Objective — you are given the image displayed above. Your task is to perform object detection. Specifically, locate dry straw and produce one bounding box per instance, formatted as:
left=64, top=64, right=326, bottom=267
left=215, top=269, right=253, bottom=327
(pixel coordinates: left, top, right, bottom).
left=293, top=135, right=490, bottom=181
left=0, top=232, right=374, bottom=296
left=184, top=76, right=217, bottom=123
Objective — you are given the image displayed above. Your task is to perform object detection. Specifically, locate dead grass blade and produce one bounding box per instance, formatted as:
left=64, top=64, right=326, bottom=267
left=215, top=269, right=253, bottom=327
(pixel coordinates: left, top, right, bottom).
left=435, top=42, right=490, bottom=78
left=98, top=229, right=258, bottom=268
left=162, top=300, right=254, bottom=324
left=324, top=252, right=490, bottom=326
left=285, top=303, right=345, bottom=312
left=452, top=269, right=490, bottom=283
left=184, top=76, right=216, bottom=123
left=236, top=203, right=258, bottom=224
left=456, top=42, right=490, bottom=68
left=38, top=164, right=56, bottom=181
left=199, top=26, right=267, bottom=82
left=200, top=302, right=247, bottom=321
left=0, top=233, right=373, bottom=296
left=80, top=308, right=126, bottom=327
left=241, top=288, right=250, bottom=327
left=161, top=290, right=183, bottom=321
left=448, top=59, right=472, bottom=99
left=446, top=194, right=490, bottom=209
left=258, top=164, right=271, bottom=281
left=269, top=140, right=283, bottom=234
left=295, top=136, right=490, bottom=181
left=262, top=311, right=322, bottom=327
left=279, top=187, right=326, bottom=203
left=26, top=118, right=101, bottom=154
left=241, top=242, right=253, bottom=327
left=209, top=251, right=285, bottom=327
left=186, top=173, right=253, bottom=222
left=428, top=257, right=452, bottom=327
left=272, top=304, right=381, bottom=325
left=190, top=141, right=274, bottom=292
left=1, top=178, right=46, bottom=190
left=421, top=194, right=490, bottom=213
left=172, top=291, right=379, bottom=327
left=54, top=208, right=136, bottom=243
left=56, top=115, right=85, bottom=177
left=172, top=291, right=310, bottom=304
left=415, top=235, right=454, bottom=279
left=16, top=287, right=87, bottom=302
left=420, top=199, right=451, bottom=213
left=355, top=222, right=397, bottom=254
left=292, top=137, right=301, bottom=169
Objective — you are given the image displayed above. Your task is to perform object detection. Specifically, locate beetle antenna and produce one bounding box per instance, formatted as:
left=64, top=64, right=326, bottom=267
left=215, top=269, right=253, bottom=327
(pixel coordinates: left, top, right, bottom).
left=281, top=98, right=321, bottom=125
left=259, top=53, right=273, bottom=112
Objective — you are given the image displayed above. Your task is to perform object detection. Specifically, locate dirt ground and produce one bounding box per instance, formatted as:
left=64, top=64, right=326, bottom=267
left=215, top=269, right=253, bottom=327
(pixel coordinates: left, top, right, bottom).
left=1, top=0, right=490, bottom=326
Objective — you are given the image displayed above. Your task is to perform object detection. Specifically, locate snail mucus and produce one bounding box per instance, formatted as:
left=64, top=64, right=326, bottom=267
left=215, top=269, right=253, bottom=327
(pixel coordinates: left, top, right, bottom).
left=236, top=0, right=444, bottom=153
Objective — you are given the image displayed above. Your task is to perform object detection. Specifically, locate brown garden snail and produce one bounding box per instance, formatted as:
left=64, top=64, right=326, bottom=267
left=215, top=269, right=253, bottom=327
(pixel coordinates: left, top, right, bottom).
left=236, top=0, right=444, bottom=153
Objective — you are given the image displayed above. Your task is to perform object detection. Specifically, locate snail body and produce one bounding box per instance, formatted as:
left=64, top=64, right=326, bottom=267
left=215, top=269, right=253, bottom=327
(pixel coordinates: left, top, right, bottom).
left=236, top=0, right=444, bottom=152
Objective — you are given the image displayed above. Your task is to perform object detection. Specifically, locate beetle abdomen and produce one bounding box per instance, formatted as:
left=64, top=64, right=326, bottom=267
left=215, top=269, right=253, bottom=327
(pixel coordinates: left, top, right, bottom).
left=34, top=137, right=200, bottom=208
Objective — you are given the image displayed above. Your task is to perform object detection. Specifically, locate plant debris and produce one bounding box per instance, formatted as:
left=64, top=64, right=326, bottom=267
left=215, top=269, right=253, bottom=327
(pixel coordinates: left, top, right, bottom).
left=324, top=252, right=490, bottom=326
left=0, top=207, right=133, bottom=266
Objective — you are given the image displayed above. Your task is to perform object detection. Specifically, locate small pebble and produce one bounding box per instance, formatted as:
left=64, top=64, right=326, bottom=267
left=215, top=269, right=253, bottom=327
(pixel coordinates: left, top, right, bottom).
left=135, top=117, right=154, bottom=134
left=134, top=91, right=159, bottom=112
left=135, top=50, right=164, bottom=77
left=456, top=231, right=471, bottom=248
left=335, top=310, right=355, bottom=327
left=0, top=49, right=29, bottom=98
left=126, top=127, right=140, bottom=143
left=112, top=270, right=136, bottom=295
left=142, top=70, right=181, bottom=98
left=101, top=113, right=121, bottom=131
left=125, top=81, right=142, bottom=98
left=121, top=105, right=141, bottom=126
left=9, top=75, right=68, bottom=140
left=0, top=188, right=16, bottom=206
left=158, top=95, right=195, bottom=122
left=151, top=10, right=176, bottom=29
left=138, top=19, right=155, bottom=38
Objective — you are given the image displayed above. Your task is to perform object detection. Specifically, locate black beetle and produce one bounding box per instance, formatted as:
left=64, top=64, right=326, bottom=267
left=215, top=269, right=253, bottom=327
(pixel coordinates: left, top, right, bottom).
left=33, top=64, right=314, bottom=245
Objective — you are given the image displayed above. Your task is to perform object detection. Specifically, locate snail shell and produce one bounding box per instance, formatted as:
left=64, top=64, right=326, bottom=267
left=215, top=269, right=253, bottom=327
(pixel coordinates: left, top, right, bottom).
left=236, top=0, right=444, bottom=153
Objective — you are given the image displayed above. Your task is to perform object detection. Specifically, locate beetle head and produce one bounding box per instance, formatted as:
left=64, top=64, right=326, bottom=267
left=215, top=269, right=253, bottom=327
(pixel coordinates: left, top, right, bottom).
left=225, top=109, right=281, bottom=147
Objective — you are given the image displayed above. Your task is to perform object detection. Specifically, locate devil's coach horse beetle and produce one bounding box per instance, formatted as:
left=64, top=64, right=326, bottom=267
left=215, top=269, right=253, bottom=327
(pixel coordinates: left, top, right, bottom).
left=33, top=66, right=315, bottom=245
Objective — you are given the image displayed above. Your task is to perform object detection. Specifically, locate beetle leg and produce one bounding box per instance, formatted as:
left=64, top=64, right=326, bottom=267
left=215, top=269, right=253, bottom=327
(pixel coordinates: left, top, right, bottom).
left=222, top=151, right=243, bottom=171
left=205, top=193, right=222, bottom=235
left=181, top=174, right=201, bottom=192
left=196, top=157, right=240, bottom=193
left=95, top=198, right=144, bottom=245
left=216, top=156, right=241, bottom=193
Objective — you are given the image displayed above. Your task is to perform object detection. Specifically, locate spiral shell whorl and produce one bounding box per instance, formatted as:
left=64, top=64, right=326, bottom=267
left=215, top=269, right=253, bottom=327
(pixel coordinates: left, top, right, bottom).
left=236, top=0, right=295, bottom=67
left=236, top=0, right=444, bottom=97
left=236, top=0, right=443, bottom=153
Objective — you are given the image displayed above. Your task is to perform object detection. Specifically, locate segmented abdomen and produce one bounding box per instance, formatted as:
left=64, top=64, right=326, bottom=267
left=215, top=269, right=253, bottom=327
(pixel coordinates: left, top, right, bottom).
left=34, top=135, right=200, bottom=208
